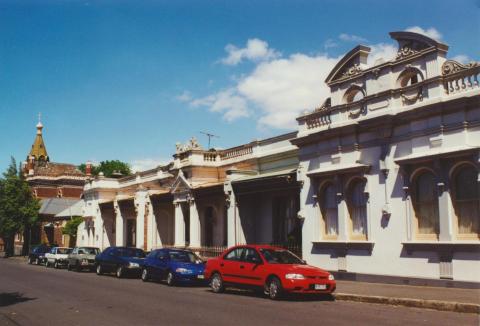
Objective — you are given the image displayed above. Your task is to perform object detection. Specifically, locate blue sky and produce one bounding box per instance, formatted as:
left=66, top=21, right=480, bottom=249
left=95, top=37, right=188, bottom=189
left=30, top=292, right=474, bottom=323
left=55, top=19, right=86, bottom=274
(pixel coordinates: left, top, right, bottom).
left=1, top=0, right=479, bottom=172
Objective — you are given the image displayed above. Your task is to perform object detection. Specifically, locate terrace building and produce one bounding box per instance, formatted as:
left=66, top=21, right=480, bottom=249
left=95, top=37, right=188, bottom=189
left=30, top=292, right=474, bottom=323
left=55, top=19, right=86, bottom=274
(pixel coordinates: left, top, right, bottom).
left=78, top=30, right=479, bottom=284
left=293, top=31, right=479, bottom=283
left=79, top=134, right=301, bottom=257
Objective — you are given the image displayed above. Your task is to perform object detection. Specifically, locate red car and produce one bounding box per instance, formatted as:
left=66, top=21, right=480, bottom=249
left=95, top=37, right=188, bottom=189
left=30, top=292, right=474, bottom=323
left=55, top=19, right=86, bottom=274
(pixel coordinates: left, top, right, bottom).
left=204, top=245, right=336, bottom=300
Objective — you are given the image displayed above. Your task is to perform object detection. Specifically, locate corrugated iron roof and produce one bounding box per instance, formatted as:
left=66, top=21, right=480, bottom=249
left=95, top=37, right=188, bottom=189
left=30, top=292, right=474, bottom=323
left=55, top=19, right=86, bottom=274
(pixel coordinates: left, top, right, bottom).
left=39, top=198, right=81, bottom=216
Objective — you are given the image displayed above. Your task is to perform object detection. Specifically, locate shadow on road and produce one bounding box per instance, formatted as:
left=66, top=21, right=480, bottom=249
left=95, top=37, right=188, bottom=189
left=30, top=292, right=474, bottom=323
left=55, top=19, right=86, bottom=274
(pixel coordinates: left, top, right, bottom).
left=204, top=288, right=335, bottom=302
left=0, top=292, right=36, bottom=307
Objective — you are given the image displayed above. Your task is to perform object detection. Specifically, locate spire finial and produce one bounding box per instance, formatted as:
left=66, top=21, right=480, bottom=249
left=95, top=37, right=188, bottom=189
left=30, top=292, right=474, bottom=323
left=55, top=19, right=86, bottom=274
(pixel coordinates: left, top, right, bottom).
left=36, top=113, right=43, bottom=134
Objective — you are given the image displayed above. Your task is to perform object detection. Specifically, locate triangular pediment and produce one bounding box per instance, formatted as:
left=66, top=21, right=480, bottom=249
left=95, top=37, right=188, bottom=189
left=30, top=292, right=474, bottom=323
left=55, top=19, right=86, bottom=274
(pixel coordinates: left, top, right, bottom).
left=171, top=171, right=191, bottom=194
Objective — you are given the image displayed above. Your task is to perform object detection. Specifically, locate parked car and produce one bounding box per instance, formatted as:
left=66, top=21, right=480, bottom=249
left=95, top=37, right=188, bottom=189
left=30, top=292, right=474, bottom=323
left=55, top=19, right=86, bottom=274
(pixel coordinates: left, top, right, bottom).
left=95, top=246, right=145, bottom=278
left=45, top=247, right=73, bottom=269
left=141, top=248, right=205, bottom=285
left=28, top=245, right=51, bottom=265
left=204, top=245, right=336, bottom=300
left=67, top=247, right=100, bottom=272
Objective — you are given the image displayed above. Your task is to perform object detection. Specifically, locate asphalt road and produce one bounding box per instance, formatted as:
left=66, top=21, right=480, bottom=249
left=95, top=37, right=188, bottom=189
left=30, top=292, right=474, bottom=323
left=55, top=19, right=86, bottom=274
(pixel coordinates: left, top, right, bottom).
left=0, top=259, right=477, bottom=326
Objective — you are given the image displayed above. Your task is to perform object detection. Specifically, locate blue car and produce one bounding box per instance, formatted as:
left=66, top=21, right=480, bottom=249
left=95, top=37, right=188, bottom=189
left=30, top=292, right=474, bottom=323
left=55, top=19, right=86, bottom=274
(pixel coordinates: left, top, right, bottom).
left=141, top=248, right=205, bottom=286
left=28, top=245, right=51, bottom=265
left=95, top=246, right=145, bottom=278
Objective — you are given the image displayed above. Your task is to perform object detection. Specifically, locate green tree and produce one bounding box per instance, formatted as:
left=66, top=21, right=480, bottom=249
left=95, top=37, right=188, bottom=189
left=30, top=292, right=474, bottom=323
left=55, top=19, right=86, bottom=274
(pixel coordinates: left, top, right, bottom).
left=0, top=157, right=40, bottom=257
left=78, top=160, right=132, bottom=178
left=62, top=216, right=84, bottom=247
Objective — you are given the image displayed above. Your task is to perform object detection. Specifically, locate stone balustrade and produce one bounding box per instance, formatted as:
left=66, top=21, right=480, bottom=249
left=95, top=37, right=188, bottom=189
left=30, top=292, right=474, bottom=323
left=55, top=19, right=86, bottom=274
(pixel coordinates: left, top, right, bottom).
left=203, top=152, right=218, bottom=162
left=306, top=111, right=331, bottom=129
left=442, top=60, right=480, bottom=95
left=220, top=145, right=253, bottom=160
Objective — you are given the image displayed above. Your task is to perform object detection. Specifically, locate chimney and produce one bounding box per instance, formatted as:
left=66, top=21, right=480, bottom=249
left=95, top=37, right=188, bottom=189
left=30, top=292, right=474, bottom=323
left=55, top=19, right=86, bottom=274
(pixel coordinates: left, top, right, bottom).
left=28, top=155, right=35, bottom=176
left=86, top=161, right=92, bottom=177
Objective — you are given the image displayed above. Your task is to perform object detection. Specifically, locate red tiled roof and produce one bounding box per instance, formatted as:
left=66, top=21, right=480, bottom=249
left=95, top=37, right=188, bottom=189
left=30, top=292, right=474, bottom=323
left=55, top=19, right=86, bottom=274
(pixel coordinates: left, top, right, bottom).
left=32, top=162, right=85, bottom=178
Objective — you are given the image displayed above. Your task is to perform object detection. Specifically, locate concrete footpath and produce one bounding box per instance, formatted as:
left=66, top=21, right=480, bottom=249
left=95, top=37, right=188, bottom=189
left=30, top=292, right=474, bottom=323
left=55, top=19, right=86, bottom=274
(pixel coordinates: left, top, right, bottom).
left=335, top=280, right=480, bottom=314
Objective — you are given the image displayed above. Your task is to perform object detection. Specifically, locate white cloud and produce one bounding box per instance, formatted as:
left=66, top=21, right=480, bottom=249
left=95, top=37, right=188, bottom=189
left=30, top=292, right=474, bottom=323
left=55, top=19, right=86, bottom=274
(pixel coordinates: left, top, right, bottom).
left=221, top=38, right=280, bottom=65
left=191, top=52, right=338, bottom=129
left=237, top=54, right=339, bottom=129
left=367, top=43, right=397, bottom=66
left=130, top=158, right=170, bottom=173
left=189, top=37, right=406, bottom=131
left=451, top=54, right=471, bottom=64
left=405, top=26, right=442, bottom=40
left=176, top=90, right=192, bottom=102
left=324, top=38, right=338, bottom=49
left=339, top=33, right=367, bottom=43
left=191, top=88, right=250, bottom=121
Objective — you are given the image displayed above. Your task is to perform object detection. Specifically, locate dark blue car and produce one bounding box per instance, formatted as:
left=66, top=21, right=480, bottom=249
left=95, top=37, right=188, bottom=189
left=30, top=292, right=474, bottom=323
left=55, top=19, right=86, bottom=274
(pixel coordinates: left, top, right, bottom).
left=28, top=245, right=51, bottom=265
left=95, top=246, right=145, bottom=278
left=141, top=248, right=205, bottom=286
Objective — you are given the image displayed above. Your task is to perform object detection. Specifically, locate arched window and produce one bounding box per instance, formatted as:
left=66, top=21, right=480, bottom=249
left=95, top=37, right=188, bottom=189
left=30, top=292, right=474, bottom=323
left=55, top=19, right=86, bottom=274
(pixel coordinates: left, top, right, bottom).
left=453, top=165, right=479, bottom=238
left=344, top=86, right=365, bottom=104
left=320, top=183, right=338, bottom=238
left=347, top=179, right=368, bottom=239
left=413, top=172, right=439, bottom=238
left=397, top=67, right=424, bottom=87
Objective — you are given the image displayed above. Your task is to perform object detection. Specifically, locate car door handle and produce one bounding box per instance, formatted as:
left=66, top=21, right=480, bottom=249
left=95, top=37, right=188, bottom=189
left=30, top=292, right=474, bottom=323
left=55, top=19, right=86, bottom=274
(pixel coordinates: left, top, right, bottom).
left=240, top=265, right=244, bottom=269
left=220, top=263, right=224, bottom=267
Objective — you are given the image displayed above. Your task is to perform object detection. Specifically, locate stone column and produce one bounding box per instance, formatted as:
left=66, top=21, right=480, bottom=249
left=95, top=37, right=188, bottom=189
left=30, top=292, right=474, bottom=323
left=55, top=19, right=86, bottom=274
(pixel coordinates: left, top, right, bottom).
left=174, top=202, right=186, bottom=247
left=189, top=198, right=201, bottom=248
left=335, top=176, right=348, bottom=241
left=146, top=201, right=155, bottom=250
left=225, top=189, right=243, bottom=247
left=94, top=205, right=105, bottom=249
left=135, top=190, right=148, bottom=250
left=436, top=161, right=453, bottom=241
left=438, top=184, right=453, bottom=241
left=114, top=200, right=125, bottom=246
left=298, top=166, right=314, bottom=260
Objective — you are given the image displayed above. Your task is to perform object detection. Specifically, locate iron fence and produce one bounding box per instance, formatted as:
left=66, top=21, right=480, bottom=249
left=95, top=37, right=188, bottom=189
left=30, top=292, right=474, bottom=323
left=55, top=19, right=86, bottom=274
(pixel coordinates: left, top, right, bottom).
left=269, top=243, right=303, bottom=259
left=155, top=243, right=302, bottom=260
left=159, top=245, right=227, bottom=260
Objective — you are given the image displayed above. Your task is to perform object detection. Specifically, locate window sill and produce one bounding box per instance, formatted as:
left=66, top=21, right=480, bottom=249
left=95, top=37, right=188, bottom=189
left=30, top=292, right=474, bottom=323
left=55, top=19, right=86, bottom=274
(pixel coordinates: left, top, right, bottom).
left=312, top=240, right=375, bottom=252
left=402, top=241, right=480, bottom=254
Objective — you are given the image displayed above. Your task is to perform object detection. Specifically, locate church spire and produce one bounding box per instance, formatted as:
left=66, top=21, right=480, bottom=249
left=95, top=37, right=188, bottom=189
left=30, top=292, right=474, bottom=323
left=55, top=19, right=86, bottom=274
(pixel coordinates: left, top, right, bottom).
left=29, top=113, right=49, bottom=162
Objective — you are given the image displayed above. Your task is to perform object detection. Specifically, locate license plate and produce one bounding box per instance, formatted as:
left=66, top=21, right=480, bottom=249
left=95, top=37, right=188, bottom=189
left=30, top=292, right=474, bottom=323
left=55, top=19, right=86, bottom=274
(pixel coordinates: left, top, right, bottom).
left=314, top=284, right=327, bottom=290
left=197, top=275, right=205, bottom=279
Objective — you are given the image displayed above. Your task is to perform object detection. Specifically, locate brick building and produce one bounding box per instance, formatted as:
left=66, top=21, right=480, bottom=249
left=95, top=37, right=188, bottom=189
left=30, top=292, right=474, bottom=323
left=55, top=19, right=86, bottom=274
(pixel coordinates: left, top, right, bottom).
left=18, top=119, right=86, bottom=250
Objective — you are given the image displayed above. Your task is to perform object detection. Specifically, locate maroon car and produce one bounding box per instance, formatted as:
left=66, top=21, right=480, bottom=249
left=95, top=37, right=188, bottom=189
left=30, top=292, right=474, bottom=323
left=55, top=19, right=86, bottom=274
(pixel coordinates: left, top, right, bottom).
left=204, top=245, right=336, bottom=300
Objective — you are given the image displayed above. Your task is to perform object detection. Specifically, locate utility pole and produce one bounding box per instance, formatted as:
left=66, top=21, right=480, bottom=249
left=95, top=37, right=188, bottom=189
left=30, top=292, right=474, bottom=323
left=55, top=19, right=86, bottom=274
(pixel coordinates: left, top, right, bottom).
left=200, top=131, right=220, bottom=149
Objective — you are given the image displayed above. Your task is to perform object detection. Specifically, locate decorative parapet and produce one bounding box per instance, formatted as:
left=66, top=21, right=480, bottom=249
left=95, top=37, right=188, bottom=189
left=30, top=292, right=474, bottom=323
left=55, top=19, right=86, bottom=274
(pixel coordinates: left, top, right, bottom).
left=305, top=111, right=332, bottom=129
left=175, top=137, right=203, bottom=154
left=395, top=45, right=419, bottom=61
left=338, top=64, right=363, bottom=81
left=298, top=98, right=332, bottom=130
left=203, top=152, right=218, bottom=162
left=442, top=60, right=480, bottom=95
left=220, top=144, right=253, bottom=160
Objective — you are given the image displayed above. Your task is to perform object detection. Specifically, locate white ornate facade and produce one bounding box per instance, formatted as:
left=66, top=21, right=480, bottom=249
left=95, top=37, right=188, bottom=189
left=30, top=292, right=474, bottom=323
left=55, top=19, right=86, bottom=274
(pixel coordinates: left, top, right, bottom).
left=294, top=31, right=479, bottom=282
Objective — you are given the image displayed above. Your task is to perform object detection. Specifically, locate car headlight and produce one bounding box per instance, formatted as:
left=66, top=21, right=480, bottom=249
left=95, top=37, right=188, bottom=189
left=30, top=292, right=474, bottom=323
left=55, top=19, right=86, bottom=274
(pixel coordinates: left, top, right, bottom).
left=175, top=268, right=191, bottom=274
left=128, top=262, right=140, bottom=268
left=82, top=259, right=88, bottom=263
left=328, top=274, right=335, bottom=281
left=285, top=273, right=305, bottom=280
